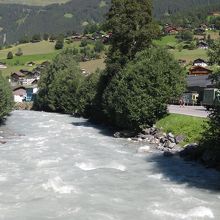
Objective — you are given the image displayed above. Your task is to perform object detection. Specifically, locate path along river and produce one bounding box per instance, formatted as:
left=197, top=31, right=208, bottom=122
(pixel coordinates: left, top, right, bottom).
left=0, top=110, right=220, bottom=220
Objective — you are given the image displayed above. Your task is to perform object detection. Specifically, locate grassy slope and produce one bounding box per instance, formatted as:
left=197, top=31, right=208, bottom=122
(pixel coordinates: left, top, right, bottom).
left=156, top=114, right=207, bottom=146
left=170, top=48, right=208, bottom=63
left=0, top=41, right=56, bottom=59
left=80, top=58, right=106, bottom=73
left=154, top=35, right=178, bottom=47
left=0, top=0, right=70, bottom=6
left=0, top=40, right=106, bottom=76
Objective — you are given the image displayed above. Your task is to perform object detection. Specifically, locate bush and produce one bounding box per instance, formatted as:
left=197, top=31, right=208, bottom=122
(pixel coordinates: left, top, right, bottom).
left=7, top=51, right=13, bottom=59
left=102, top=47, right=186, bottom=130
left=34, top=50, right=84, bottom=113
left=77, top=70, right=101, bottom=117
left=15, top=48, right=23, bottom=56
left=94, top=40, right=104, bottom=53
left=0, top=73, right=13, bottom=121
left=55, top=38, right=64, bottom=50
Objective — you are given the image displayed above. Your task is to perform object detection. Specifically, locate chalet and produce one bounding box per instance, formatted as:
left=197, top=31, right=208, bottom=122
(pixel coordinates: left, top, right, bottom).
left=194, top=28, right=205, bottom=35
left=11, top=72, right=25, bottom=83
left=189, top=66, right=212, bottom=75
left=71, top=34, right=83, bottom=41
left=0, top=62, right=7, bottom=69
left=27, top=61, right=36, bottom=67
left=197, top=41, right=209, bottom=49
left=13, top=86, right=27, bottom=102
left=192, top=58, right=208, bottom=67
left=164, top=26, right=178, bottom=35
left=31, top=79, right=38, bottom=85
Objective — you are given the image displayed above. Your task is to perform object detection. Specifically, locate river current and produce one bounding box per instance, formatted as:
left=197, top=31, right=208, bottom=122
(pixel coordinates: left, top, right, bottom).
left=0, top=110, right=220, bottom=220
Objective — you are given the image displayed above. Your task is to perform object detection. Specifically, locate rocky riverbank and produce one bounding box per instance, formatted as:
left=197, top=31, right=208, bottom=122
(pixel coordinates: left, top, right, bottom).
left=14, top=102, right=33, bottom=110
left=114, top=127, right=220, bottom=170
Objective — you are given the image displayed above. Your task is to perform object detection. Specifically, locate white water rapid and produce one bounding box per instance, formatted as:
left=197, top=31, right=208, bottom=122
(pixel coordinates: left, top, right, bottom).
left=0, top=110, right=220, bottom=220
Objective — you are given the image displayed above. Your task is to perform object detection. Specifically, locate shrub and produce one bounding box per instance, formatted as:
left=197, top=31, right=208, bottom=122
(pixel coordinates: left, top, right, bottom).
left=102, top=47, right=186, bottom=130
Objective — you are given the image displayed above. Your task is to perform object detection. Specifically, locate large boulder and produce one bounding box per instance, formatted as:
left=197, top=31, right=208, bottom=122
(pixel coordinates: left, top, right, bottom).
left=137, top=146, right=150, bottom=153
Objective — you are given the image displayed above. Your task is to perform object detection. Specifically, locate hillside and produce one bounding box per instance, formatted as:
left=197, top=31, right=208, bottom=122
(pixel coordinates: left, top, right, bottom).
left=0, top=0, right=220, bottom=44
left=0, top=0, right=70, bottom=6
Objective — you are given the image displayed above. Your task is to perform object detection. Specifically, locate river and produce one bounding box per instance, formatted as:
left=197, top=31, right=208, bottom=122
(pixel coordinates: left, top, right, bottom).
left=0, top=110, right=220, bottom=220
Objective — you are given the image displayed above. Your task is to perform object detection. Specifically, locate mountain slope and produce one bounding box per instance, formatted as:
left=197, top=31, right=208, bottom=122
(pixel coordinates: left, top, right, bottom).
left=0, top=0, right=220, bottom=44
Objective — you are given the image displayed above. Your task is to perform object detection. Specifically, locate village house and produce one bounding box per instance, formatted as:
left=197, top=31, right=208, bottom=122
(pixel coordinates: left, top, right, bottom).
left=13, top=86, right=27, bottom=103
left=10, top=72, right=25, bottom=84
left=164, top=25, right=179, bottom=35
left=197, top=41, right=209, bottom=49
left=192, top=58, right=208, bottom=67
left=27, top=61, right=36, bottom=67
left=0, top=62, right=7, bottom=69
left=189, top=66, right=212, bottom=75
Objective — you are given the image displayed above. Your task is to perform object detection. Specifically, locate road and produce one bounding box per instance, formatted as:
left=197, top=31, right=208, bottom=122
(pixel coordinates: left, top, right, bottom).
left=168, top=105, right=209, bottom=118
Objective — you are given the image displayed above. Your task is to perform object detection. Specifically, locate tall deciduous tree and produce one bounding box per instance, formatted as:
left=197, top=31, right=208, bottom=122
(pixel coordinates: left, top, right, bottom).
left=105, top=0, right=160, bottom=77
left=102, top=48, right=186, bottom=130
left=33, top=49, right=84, bottom=113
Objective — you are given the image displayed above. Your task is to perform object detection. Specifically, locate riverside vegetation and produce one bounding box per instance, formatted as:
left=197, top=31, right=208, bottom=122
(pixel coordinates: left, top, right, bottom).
left=0, top=73, right=13, bottom=122
left=33, top=0, right=220, bottom=169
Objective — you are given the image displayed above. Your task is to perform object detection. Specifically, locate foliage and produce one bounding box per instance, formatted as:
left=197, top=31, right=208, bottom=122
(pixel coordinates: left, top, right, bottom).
left=105, top=0, right=160, bottom=77
left=15, top=47, right=23, bottom=56
left=43, top=33, right=49, bottom=41
left=199, top=40, right=220, bottom=166
left=7, top=51, right=13, bottom=59
left=0, top=0, right=220, bottom=44
left=55, top=37, right=64, bottom=50
left=177, top=30, right=193, bottom=42
left=0, top=73, right=13, bottom=121
left=32, top=34, right=41, bottom=42
left=156, top=114, right=207, bottom=146
left=77, top=70, right=101, bottom=117
left=102, top=47, right=186, bottom=130
left=80, top=39, right=88, bottom=47
left=208, top=40, right=220, bottom=65
left=94, top=40, right=104, bottom=53
left=83, top=22, right=100, bottom=34
left=33, top=49, right=84, bottom=113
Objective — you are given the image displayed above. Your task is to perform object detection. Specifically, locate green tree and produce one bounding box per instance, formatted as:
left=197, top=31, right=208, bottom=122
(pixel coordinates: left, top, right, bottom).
left=102, top=48, right=186, bottom=130
left=208, top=40, right=220, bottom=65
left=77, top=70, right=101, bottom=117
left=7, top=51, right=13, bottom=59
left=105, top=0, right=160, bottom=77
left=179, top=30, right=193, bottom=42
left=94, top=40, right=104, bottom=53
left=80, top=39, right=88, bottom=47
left=15, top=48, right=23, bottom=56
left=55, top=37, right=64, bottom=50
left=0, top=73, right=13, bottom=121
left=32, top=34, right=41, bottom=42
left=200, top=60, right=220, bottom=166
left=34, top=49, right=84, bottom=113
left=43, top=33, right=49, bottom=41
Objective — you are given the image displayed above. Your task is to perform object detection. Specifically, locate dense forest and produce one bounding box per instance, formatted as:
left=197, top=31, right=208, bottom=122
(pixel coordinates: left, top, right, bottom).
left=0, top=0, right=220, bottom=44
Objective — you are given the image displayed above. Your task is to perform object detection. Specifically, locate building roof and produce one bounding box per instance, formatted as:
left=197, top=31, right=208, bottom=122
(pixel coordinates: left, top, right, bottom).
left=189, top=66, right=212, bottom=75
left=187, top=75, right=213, bottom=88
left=193, top=58, right=207, bottom=64
left=11, top=72, right=25, bottom=77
